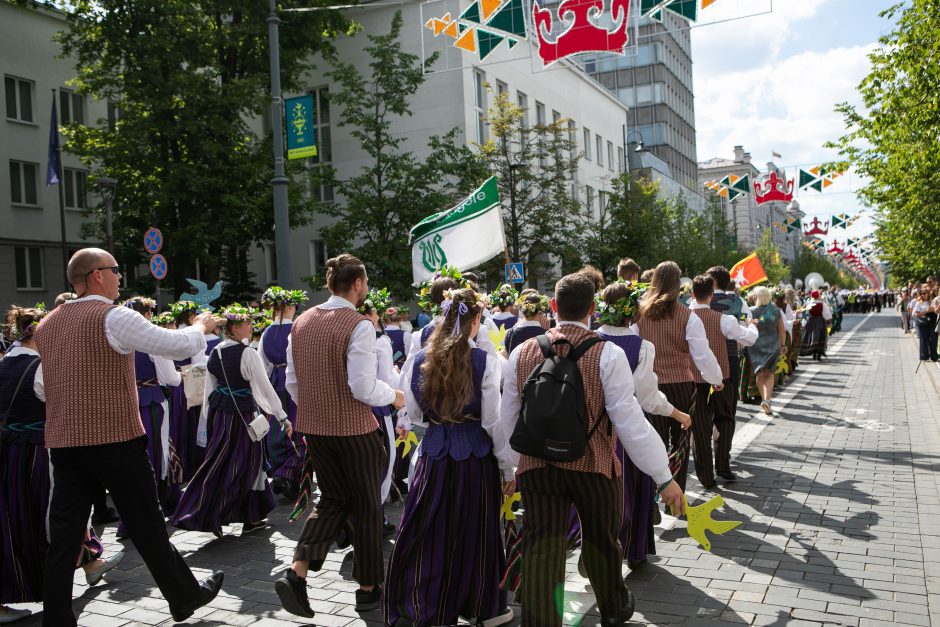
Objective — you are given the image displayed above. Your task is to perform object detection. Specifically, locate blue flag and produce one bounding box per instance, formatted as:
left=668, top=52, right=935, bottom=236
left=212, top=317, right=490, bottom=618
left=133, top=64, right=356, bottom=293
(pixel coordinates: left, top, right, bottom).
left=47, top=95, right=59, bottom=186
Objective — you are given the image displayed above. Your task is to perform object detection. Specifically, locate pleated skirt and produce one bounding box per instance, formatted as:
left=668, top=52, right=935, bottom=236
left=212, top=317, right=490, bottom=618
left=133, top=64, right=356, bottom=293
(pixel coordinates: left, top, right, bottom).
left=800, top=317, right=828, bottom=356
left=171, top=384, right=205, bottom=482
left=264, top=389, right=304, bottom=481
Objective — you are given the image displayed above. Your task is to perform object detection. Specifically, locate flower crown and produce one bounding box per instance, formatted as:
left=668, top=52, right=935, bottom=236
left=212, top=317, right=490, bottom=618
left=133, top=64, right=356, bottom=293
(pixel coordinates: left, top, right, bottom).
left=386, top=305, right=410, bottom=320
left=488, top=284, right=519, bottom=309
left=251, top=311, right=272, bottom=335
left=417, top=266, right=471, bottom=315
left=358, top=288, right=391, bottom=316
left=169, top=300, right=200, bottom=317
left=772, top=286, right=786, bottom=301
left=219, top=303, right=252, bottom=322
left=594, top=282, right=648, bottom=327
left=262, top=286, right=308, bottom=307
left=151, top=312, right=175, bottom=326
left=516, top=293, right=551, bottom=317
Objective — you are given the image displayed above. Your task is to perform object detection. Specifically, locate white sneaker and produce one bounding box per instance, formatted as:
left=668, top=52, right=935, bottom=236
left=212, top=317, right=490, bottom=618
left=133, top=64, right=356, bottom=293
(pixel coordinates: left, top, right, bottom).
left=86, top=549, right=125, bottom=586
left=0, top=607, right=31, bottom=624
left=478, top=607, right=514, bottom=626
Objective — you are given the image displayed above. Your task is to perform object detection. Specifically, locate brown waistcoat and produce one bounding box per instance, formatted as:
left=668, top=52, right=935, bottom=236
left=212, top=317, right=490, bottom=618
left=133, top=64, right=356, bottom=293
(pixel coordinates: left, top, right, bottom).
left=636, top=305, right=693, bottom=385
left=291, top=306, right=378, bottom=437
left=514, top=325, right=620, bottom=478
left=691, top=307, right=730, bottom=382
left=34, top=299, right=143, bottom=448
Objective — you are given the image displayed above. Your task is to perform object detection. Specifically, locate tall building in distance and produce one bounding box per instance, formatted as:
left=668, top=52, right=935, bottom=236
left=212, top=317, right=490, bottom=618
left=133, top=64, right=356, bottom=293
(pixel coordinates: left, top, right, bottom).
left=584, top=7, right=699, bottom=192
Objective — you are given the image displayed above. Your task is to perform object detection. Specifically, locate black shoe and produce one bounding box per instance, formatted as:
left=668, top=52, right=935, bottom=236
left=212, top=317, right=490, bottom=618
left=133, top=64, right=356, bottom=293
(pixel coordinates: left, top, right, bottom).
left=242, top=520, right=267, bottom=535
left=627, top=558, right=646, bottom=570
left=282, top=481, right=299, bottom=502
left=335, top=520, right=353, bottom=550
left=600, top=590, right=635, bottom=626
left=91, top=506, right=120, bottom=526
left=170, top=571, right=224, bottom=622
left=271, top=477, right=285, bottom=495
left=701, top=480, right=718, bottom=490
left=274, top=568, right=315, bottom=618
left=717, top=470, right=737, bottom=482
left=355, top=585, right=382, bottom=611
left=383, top=517, right=396, bottom=538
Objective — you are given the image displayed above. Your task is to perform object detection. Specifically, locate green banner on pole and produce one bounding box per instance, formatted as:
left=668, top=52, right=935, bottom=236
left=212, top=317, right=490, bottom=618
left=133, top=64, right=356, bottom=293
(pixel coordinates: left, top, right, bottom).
left=285, top=94, right=317, bottom=160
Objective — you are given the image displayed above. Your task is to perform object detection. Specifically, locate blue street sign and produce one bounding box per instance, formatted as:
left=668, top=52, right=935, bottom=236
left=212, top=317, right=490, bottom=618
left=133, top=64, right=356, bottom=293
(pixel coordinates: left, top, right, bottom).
left=506, top=262, right=525, bottom=284
left=144, top=227, right=163, bottom=254
left=150, top=254, right=168, bottom=280
left=285, top=94, right=318, bottom=160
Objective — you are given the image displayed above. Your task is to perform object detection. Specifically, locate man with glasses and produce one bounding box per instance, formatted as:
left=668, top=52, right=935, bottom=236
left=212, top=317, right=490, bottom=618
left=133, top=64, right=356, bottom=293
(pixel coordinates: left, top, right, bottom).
left=33, top=248, right=224, bottom=626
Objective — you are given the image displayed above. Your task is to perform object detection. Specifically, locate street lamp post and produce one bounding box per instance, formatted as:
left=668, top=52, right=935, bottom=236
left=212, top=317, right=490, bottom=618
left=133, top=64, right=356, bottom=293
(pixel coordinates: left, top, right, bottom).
left=507, top=162, right=525, bottom=262
left=268, top=0, right=292, bottom=288
left=97, top=177, right=118, bottom=254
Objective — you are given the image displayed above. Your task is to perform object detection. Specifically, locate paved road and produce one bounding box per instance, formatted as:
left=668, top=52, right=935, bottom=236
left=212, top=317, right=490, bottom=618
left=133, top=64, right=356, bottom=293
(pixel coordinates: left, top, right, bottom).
left=11, top=310, right=940, bottom=626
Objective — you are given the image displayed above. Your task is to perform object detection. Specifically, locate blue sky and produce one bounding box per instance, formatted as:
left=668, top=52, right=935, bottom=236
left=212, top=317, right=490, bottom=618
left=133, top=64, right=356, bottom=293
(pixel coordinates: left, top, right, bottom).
left=690, top=0, right=896, bottom=257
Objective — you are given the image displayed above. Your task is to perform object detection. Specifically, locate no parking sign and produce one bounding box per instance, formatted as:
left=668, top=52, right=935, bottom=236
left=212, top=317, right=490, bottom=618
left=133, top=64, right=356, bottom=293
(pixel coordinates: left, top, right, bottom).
left=150, top=254, right=168, bottom=280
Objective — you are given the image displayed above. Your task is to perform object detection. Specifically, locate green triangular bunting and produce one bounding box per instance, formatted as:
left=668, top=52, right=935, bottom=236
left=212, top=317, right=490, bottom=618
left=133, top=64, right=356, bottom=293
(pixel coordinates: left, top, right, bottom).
left=507, top=38, right=518, bottom=48
left=459, top=22, right=469, bottom=32
left=665, top=0, right=697, bottom=20
left=477, top=29, right=504, bottom=60
left=798, top=169, right=818, bottom=189
left=460, top=2, right=482, bottom=24
left=731, top=174, right=751, bottom=194
left=486, top=0, right=526, bottom=38
left=809, top=179, right=823, bottom=192
left=831, top=215, right=845, bottom=228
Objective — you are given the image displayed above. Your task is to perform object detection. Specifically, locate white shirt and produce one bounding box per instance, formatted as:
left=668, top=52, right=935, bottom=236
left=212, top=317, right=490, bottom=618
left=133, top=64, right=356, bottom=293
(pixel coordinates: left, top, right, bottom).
left=498, top=321, right=673, bottom=486
left=596, top=325, right=673, bottom=417
left=402, top=341, right=514, bottom=481
left=629, top=311, right=724, bottom=386
left=202, top=339, right=287, bottom=422
left=375, top=335, right=398, bottom=389
left=285, top=295, right=396, bottom=408
left=152, top=355, right=182, bottom=386
left=4, top=346, right=45, bottom=401
left=64, top=295, right=207, bottom=360
left=689, top=303, right=759, bottom=347
left=815, top=298, right=833, bottom=321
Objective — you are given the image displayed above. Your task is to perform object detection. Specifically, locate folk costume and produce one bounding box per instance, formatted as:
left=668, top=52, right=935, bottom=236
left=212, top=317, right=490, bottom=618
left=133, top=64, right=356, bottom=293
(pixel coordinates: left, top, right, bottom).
left=504, top=293, right=551, bottom=355
left=169, top=301, right=211, bottom=482
left=800, top=293, right=831, bottom=360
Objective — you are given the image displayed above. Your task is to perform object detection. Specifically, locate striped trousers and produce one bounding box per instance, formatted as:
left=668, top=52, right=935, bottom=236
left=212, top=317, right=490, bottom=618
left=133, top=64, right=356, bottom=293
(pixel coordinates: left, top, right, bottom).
left=518, top=466, right=630, bottom=626
left=649, top=381, right=697, bottom=491
left=691, top=381, right=734, bottom=486
left=292, top=430, right=386, bottom=586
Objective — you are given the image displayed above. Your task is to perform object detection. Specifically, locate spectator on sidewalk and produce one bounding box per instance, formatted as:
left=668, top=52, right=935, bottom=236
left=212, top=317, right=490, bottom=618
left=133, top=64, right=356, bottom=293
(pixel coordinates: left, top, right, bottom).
left=913, top=288, right=939, bottom=362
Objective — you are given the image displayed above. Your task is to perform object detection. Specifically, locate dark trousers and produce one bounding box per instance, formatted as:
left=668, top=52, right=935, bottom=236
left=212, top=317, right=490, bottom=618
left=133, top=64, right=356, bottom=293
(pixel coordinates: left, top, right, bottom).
left=519, top=466, right=629, bottom=626
left=712, top=380, right=736, bottom=474
left=916, top=319, right=938, bottom=361
left=649, top=382, right=697, bottom=491
left=44, top=437, right=200, bottom=626
left=294, top=430, right=386, bottom=585
left=691, top=380, right=736, bottom=484
left=728, top=351, right=741, bottom=418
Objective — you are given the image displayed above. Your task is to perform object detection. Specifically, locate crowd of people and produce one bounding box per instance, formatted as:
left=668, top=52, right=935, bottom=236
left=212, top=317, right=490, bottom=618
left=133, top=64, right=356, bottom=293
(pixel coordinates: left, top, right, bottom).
left=0, top=247, right=883, bottom=626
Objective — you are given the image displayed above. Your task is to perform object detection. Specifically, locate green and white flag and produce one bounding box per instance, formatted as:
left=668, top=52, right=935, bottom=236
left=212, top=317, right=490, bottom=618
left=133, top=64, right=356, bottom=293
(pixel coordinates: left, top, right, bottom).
left=409, top=176, right=507, bottom=284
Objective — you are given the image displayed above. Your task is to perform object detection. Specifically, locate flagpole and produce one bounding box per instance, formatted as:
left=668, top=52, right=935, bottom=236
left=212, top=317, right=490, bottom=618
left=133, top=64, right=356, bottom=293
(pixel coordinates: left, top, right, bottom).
left=52, top=89, right=69, bottom=291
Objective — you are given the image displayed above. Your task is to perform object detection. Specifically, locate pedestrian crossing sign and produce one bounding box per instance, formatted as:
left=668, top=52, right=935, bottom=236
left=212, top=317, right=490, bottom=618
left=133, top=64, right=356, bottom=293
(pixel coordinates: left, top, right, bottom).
left=505, top=262, right=524, bottom=284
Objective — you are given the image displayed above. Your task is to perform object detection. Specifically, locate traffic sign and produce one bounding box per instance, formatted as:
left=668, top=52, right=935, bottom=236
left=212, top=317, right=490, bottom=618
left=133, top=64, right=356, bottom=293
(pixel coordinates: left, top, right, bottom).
left=150, top=254, right=168, bottom=280
left=144, top=228, right=163, bottom=254
left=505, top=262, right=524, bottom=284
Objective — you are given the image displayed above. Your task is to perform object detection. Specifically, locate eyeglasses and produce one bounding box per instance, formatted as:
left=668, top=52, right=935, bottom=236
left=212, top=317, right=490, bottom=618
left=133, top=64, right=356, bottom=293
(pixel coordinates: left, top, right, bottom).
left=84, top=265, right=121, bottom=279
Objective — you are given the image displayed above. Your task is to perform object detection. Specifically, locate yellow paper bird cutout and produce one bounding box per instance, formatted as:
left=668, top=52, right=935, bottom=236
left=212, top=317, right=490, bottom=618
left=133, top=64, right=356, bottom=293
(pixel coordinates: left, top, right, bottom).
left=775, top=354, right=789, bottom=376
left=489, top=324, right=508, bottom=351
left=670, top=495, right=742, bottom=552
left=500, top=492, right=521, bottom=520
left=395, top=431, right=419, bottom=458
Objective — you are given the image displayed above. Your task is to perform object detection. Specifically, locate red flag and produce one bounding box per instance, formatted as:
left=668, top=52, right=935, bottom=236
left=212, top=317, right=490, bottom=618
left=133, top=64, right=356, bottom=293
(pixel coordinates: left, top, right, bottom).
left=729, top=253, right=768, bottom=289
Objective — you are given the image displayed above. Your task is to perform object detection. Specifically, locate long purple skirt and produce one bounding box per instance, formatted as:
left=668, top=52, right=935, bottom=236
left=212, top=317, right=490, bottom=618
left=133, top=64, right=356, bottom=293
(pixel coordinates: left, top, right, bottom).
left=384, top=453, right=507, bottom=626
left=170, top=409, right=274, bottom=535
left=264, top=389, right=305, bottom=482
left=171, top=384, right=205, bottom=482
left=1, top=440, right=103, bottom=603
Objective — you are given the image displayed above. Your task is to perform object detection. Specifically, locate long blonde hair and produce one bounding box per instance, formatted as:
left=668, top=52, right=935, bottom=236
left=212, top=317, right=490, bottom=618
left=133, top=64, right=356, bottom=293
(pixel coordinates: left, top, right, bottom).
left=638, top=261, right=681, bottom=321
left=420, top=288, right=483, bottom=422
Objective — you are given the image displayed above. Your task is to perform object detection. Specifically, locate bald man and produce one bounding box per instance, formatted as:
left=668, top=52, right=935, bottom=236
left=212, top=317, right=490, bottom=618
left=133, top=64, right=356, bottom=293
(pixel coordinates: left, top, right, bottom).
left=34, top=248, right=224, bottom=626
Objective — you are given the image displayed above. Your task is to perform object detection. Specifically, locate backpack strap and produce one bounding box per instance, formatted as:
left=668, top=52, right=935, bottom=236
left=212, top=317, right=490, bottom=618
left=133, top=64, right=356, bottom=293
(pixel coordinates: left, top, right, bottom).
left=535, top=334, right=556, bottom=359
left=568, top=336, right=604, bottom=362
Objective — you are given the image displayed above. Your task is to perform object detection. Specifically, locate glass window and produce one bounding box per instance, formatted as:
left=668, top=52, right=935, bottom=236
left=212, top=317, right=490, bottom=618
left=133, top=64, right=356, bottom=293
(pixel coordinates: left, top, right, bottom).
left=496, top=80, right=508, bottom=96
left=607, top=141, right=614, bottom=171
left=60, top=89, right=85, bottom=125
left=473, top=70, right=487, bottom=143
left=617, top=146, right=624, bottom=173
left=9, top=160, right=38, bottom=205
left=535, top=101, right=545, bottom=126
left=596, top=134, right=603, bottom=167
left=308, top=86, right=333, bottom=202
left=4, top=76, right=34, bottom=122
left=586, top=185, right=595, bottom=218
left=583, top=128, right=592, bottom=160
left=310, top=239, right=328, bottom=275
left=14, top=246, right=43, bottom=290
left=64, top=168, right=88, bottom=209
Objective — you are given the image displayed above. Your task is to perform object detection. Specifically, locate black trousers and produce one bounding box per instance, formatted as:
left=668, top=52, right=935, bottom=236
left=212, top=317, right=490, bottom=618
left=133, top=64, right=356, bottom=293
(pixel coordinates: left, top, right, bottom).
left=711, top=379, right=736, bottom=474
left=727, top=350, right=741, bottom=418
left=519, top=466, right=629, bottom=626
left=294, top=430, right=386, bottom=585
left=649, top=382, right=697, bottom=491
left=44, top=437, right=200, bottom=626
left=691, top=380, right=735, bottom=484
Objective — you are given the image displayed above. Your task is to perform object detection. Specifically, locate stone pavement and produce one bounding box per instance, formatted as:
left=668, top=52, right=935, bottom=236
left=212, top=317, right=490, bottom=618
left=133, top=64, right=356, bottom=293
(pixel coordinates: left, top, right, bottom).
left=10, top=310, right=940, bottom=626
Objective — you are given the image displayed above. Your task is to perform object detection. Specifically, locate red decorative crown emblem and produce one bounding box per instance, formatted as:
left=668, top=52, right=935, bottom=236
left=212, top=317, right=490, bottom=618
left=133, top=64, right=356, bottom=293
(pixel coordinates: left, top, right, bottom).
left=754, top=171, right=794, bottom=205
left=827, top=241, right=844, bottom=255
left=802, top=216, right=829, bottom=237
left=532, top=0, right=630, bottom=67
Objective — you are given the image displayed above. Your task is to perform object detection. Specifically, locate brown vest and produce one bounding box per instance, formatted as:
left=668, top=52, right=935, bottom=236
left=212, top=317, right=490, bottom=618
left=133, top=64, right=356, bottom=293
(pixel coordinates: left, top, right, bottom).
left=636, top=304, right=693, bottom=385
left=514, top=325, right=620, bottom=478
left=34, top=299, right=143, bottom=448
left=691, top=307, right=729, bottom=382
left=291, top=305, right=378, bottom=436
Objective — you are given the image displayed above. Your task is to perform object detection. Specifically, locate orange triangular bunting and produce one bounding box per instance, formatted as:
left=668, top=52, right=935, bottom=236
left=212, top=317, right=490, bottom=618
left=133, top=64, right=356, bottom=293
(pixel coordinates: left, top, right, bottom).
left=443, top=20, right=459, bottom=38
left=481, top=0, right=502, bottom=21
left=454, top=27, right=477, bottom=51
left=443, top=12, right=451, bottom=21
left=810, top=166, right=820, bottom=176
left=729, top=174, right=740, bottom=184
left=425, top=18, right=435, bottom=30
left=823, top=178, right=833, bottom=188
left=701, top=0, right=717, bottom=7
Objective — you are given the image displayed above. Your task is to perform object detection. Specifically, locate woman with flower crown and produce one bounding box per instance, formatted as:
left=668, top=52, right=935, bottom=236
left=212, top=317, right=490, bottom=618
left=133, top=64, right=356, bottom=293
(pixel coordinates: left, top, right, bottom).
left=257, top=287, right=307, bottom=500
left=171, top=304, right=290, bottom=538
left=489, top=284, right=519, bottom=330
left=503, top=289, right=551, bottom=355
left=384, top=288, right=515, bottom=627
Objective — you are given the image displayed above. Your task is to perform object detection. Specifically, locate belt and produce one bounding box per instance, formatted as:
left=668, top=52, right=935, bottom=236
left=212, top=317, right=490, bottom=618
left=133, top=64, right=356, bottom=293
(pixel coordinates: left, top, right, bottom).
left=216, top=386, right=252, bottom=397
left=1, top=421, right=45, bottom=434
left=272, top=363, right=287, bottom=369
left=137, top=378, right=159, bottom=387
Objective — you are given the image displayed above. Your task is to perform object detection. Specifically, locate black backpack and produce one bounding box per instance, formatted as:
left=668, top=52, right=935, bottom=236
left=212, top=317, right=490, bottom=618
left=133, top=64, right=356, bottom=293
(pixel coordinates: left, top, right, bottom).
left=510, top=334, right=607, bottom=462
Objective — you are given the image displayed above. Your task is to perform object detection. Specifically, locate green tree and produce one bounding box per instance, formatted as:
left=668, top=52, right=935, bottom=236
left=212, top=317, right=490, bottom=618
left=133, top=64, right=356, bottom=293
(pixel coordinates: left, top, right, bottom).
left=792, top=248, right=855, bottom=287
left=753, top=229, right=792, bottom=286
left=313, top=11, right=487, bottom=298
left=827, top=1, right=937, bottom=282
left=58, top=0, right=349, bottom=301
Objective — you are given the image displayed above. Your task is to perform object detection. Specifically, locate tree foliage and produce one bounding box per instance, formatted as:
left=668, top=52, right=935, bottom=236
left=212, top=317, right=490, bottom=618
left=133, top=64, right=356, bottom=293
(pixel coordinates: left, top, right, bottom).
left=58, top=0, right=349, bottom=301
left=753, top=230, right=792, bottom=286
left=791, top=248, right=856, bottom=288
left=827, top=1, right=938, bottom=282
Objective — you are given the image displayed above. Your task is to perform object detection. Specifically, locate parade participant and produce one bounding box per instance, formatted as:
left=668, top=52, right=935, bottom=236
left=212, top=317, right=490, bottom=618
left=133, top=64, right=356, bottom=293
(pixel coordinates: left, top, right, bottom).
left=785, top=288, right=802, bottom=372
left=500, top=272, right=684, bottom=626
left=169, top=300, right=207, bottom=481
left=171, top=303, right=288, bottom=537
left=579, top=265, right=606, bottom=292
left=899, top=290, right=912, bottom=333
left=503, top=291, right=550, bottom=355
left=800, top=290, right=832, bottom=362
left=773, top=288, right=794, bottom=387
left=0, top=305, right=125, bottom=625
left=53, top=292, right=76, bottom=308
left=385, top=287, right=514, bottom=627
left=707, top=266, right=750, bottom=451
left=249, top=310, right=271, bottom=349
left=639, top=269, right=654, bottom=283
left=593, top=281, right=690, bottom=568
left=912, top=287, right=938, bottom=362
left=617, top=258, right=641, bottom=283
left=489, top=283, right=520, bottom=330
left=257, top=286, right=307, bottom=501
left=688, top=276, right=757, bottom=486
left=33, top=248, right=223, bottom=626
left=384, top=306, right=409, bottom=368
left=746, top=286, right=786, bottom=415
left=275, top=254, right=404, bottom=617
left=635, top=261, right=723, bottom=491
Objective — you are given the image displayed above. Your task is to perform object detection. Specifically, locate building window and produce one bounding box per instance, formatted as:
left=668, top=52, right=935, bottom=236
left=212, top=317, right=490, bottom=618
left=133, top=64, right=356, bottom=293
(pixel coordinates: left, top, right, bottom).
left=14, top=246, right=43, bottom=290
left=64, top=168, right=87, bottom=209
left=607, top=141, right=614, bottom=171
left=473, top=69, right=487, bottom=143
left=599, top=191, right=608, bottom=217
left=596, top=134, right=603, bottom=167
left=60, top=89, right=85, bottom=125
left=583, top=128, right=592, bottom=160
left=617, top=146, right=624, bottom=173
left=9, top=160, right=38, bottom=205
left=4, top=76, right=34, bottom=123
left=496, top=80, right=508, bottom=96
left=308, top=86, right=333, bottom=203
left=309, top=239, right=328, bottom=276
left=107, top=100, right=123, bottom=130
left=586, top=185, right=595, bottom=219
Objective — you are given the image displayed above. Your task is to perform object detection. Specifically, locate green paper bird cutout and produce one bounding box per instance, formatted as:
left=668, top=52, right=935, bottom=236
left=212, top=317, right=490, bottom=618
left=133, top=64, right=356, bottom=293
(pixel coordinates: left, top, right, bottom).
left=775, top=354, right=790, bottom=376
left=489, top=324, right=508, bottom=351
left=396, top=431, right=419, bottom=458
left=670, top=494, right=742, bottom=552
left=500, top=492, right=521, bottom=520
